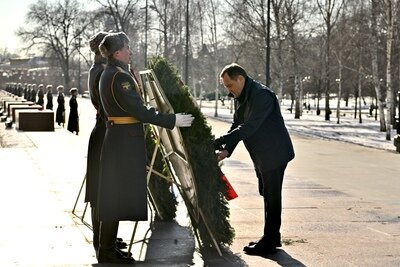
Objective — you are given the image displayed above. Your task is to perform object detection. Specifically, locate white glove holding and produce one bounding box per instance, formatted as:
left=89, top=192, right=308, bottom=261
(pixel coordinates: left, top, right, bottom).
left=175, top=113, right=194, bottom=127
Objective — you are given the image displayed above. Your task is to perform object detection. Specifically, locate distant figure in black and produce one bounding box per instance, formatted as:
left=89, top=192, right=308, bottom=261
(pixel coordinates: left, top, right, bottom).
left=17, top=83, right=23, bottom=97
left=46, top=85, right=53, bottom=110
left=30, top=83, right=37, bottom=103
left=67, top=87, right=79, bottom=135
left=23, top=83, right=28, bottom=99
left=37, top=84, right=45, bottom=108
left=25, top=84, right=31, bottom=101
left=55, top=85, right=65, bottom=127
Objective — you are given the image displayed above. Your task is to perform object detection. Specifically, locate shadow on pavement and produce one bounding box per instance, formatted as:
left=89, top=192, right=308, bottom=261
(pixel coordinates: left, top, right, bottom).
left=260, top=249, right=307, bottom=267
left=143, top=220, right=196, bottom=265
left=201, top=247, right=247, bottom=267
left=89, top=221, right=305, bottom=266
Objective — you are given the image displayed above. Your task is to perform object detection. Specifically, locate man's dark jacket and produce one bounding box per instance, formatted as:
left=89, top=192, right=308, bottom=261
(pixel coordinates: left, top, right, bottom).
left=218, top=76, right=294, bottom=172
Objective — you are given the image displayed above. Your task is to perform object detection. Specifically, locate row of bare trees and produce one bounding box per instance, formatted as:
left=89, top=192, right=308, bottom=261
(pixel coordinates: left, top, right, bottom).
left=13, top=0, right=400, bottom=139
left=224, top=0, right=399, bottom=140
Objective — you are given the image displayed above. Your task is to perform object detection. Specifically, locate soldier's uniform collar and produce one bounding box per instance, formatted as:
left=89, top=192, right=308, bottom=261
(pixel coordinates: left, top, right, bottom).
left=108, top=58, right=129, bottom=72
left=94, top=54, right=106, bottom=64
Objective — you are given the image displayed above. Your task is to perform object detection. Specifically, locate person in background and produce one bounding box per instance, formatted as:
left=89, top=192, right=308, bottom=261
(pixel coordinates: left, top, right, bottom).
left=23, top=83, right=28, bottom=99
left=25, top=84, right=31, bottom=101
left=17, top=83, right=23, bottom=97
left=96, top=31, right=193, bottom=264
left=67, top=87, right=79, bottom=135
left=55, top=85, right=65, bottom=127
left=30, top=83, right=37, bottom=103
left=214, top=63, right=295, bottom=256
left=37, top=84, right=45, bottom=108
left=46, top=85, right=53, bottom=110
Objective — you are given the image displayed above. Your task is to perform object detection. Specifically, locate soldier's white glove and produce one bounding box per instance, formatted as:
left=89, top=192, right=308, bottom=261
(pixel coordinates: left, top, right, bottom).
left=175, top=113, right=194, bottom=127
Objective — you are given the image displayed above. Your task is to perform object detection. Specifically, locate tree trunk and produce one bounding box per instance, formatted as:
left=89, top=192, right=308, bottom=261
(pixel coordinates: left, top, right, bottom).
left=336, top=59, right=342, bottom=124
left=272, top=0, right=284, bottom=101
left=358, top=60, right=362, bottom=123
left=371, top=0, right=386, bottom=131
left=385, top=0, right=394, bottom=140
left=294, top=75, right=301, bottom=119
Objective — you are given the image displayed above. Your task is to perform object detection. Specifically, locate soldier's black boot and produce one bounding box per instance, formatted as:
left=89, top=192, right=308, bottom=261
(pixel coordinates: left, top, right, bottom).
left=98, top=248, right=135, bottom=264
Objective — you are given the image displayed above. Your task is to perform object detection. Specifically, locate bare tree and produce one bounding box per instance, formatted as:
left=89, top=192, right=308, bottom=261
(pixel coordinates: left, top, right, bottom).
left=282, top=0, right=304, bottom=119
left=272, top=0, right=285, bottom=101
left=17, top=0, right=91, bottom=91
left=0, top=48, right=16, bottom=63
left=224, top=0, right=271, bottom=84
left=316, top=0, right=344, bottom=121
left=382, top=0, right=394, bottom=140
left=370, top=20, right=385, bottom=132
left=95, top=0, right=140, bottom=33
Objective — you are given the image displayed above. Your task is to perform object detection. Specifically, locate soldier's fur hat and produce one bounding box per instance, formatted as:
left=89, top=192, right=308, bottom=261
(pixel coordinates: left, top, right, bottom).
left=89, top=31, right=108, bottom=54
left=99, top=32, right=130, bottom=58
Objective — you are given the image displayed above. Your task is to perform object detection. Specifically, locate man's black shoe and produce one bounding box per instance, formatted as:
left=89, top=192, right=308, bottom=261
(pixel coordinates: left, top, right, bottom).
left=247, top=238, right=281, bottom=247
left=243, top=243, right=277, bottom=255
left=98, top=249, right=135, bottom=264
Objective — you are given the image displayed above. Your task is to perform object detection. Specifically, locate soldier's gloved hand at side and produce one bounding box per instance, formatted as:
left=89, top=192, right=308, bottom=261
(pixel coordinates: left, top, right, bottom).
left=175, top=113, right=194, bottom=127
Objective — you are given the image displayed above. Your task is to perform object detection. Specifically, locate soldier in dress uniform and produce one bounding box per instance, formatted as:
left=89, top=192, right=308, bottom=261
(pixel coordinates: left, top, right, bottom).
left=17, top=83, right=23, bottom=97
left=37, top=84, right=45, bottom=107
left=23, top=83, right=28, bottom=99
left=67, top=88, right=79, bottom=135
left=84, top=31, right=109, bottom=256
left=30, top=83, right=37, bottom=103
left=46, top=85, right=53, bottom=110
left=55, top=85, right=65, bottom=126
left=25, top=84, right=32, bottom=100
left=96, top=32, right=194, bottom=264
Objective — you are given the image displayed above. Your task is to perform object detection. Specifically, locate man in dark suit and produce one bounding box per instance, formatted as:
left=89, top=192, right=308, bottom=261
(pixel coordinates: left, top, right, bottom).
left=214, top=63, right=295, bottom=255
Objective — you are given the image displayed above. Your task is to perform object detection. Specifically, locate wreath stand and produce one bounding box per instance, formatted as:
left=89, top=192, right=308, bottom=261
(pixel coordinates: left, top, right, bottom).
left=71, top=69, right=222, bottom=258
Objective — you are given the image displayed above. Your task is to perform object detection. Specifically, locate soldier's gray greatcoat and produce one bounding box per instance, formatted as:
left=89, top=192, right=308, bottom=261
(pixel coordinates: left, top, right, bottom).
left=98, top=58, right=175, bottom=221
left=84, top=58, right=106, bottom=206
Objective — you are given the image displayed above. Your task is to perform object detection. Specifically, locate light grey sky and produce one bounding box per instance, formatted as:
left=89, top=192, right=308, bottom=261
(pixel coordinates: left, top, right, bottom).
left=0, top=0, right=37, bottom=54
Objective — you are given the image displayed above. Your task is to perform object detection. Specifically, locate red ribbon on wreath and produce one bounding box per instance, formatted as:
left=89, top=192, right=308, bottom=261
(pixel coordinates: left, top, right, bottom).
left=220, top=172, right=238, bottom=200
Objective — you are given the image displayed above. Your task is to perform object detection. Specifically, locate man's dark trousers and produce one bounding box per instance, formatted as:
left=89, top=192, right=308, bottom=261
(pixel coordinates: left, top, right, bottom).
left=257, top=163, right=287, bottom=244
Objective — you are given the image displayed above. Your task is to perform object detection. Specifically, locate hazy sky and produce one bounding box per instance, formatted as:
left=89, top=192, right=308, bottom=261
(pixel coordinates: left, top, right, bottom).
left=0, top=0, right=37, bottom=54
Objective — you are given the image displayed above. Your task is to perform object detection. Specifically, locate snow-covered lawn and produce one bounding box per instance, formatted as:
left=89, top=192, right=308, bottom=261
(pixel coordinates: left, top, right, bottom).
left=199, top=100, right=399, bottom=152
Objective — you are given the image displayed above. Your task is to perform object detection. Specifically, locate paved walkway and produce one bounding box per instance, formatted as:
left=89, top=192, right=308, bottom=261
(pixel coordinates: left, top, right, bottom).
left=0, top=94, right=399, bottom=266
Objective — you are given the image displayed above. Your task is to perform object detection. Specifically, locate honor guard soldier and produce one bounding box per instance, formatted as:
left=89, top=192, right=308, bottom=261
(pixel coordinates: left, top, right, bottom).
left=46, top=85, right=53, bottom=110
left=37, top=84, right=45, bottom=107
left=96, top=32, right=193, bottom=264
left=67, top=88, right=79, bottom=135
left=84, top=31, right=110, bottom=256
left=55, top=85, right=65, bottom=127
left=30, top=83, right=37, bottom=103
left=25, top=84, right=31, bottom=100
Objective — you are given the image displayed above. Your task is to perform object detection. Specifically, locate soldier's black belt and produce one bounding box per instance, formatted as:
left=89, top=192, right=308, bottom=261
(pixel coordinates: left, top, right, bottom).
left=107, top=116, right=140, bottom=124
